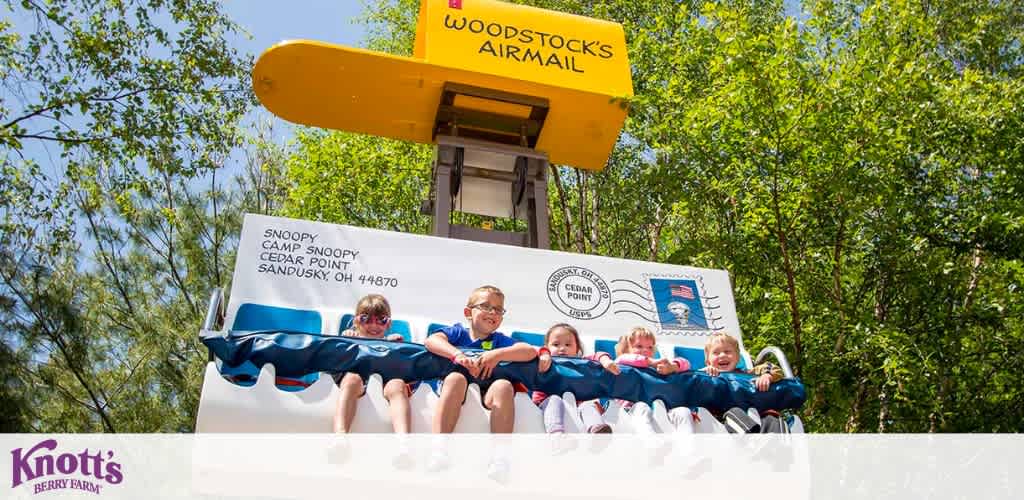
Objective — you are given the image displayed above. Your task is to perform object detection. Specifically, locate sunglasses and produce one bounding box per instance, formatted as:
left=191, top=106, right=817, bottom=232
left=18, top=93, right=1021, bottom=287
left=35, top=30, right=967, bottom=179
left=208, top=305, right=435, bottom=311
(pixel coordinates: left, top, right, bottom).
left=357, top=314, right=391, bottom=326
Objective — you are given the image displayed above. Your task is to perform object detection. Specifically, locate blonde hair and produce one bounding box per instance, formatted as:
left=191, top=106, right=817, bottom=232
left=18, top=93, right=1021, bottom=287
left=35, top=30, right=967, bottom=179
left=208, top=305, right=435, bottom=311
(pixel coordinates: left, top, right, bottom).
left=704, top=332, right=739, bottom=359
left=355, top=294, right=391, bottom=318
left=615, top=326, right=657, bottom=356
left=466, top=285, right=505, bottom=307
left=544, top=323, right=584, bottom=356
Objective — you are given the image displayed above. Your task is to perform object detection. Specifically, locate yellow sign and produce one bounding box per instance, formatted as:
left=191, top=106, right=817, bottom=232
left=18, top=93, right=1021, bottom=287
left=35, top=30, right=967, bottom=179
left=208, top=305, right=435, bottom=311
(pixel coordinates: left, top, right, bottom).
left=253, top=0, right=633, bottom=171
left=415, top=0, right=632, bottom=98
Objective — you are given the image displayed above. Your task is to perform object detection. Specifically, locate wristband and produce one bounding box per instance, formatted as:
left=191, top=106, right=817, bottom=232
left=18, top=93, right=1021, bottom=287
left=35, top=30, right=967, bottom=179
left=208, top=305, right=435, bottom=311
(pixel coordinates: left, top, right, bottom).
left=537, top=347, right=551, bottom=357
left=451, top=352, right=462, bottom=363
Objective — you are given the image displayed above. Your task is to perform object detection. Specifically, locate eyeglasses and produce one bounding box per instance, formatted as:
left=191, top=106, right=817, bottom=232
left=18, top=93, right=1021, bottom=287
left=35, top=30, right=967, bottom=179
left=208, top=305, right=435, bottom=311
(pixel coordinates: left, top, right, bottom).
left=357, top=314, right=391, bottom=326
left=470, top=303, right=507, bottom=316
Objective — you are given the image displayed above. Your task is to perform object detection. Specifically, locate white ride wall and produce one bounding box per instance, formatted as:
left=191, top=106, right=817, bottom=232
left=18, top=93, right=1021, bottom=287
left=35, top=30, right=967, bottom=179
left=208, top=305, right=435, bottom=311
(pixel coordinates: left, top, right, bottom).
left=228, top=214, right=744, bottom=349
left=197, top=214, right=785, bottom=433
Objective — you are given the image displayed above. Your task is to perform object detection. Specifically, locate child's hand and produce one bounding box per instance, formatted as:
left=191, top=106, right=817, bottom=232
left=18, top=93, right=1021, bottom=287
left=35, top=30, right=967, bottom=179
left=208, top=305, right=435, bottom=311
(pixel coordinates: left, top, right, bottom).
left=452, top=352, right=481, bottom=378
left=654, top=359, right=677, bottom=375
left=600, top=356, right=621, bottom=375
left=385, top=333, right=404, bottom=342
left=704, top=366, right=721, bottom=376
left=754, top=373, right=772, bottom=392
left=477, top=351, right=502, bottom=379
left=538, top=352, right=552, bottom=373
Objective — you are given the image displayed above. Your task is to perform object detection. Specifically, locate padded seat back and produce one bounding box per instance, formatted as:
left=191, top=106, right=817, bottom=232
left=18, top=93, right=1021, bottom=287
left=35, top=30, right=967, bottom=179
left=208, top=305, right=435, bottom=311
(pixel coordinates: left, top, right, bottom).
left=511, top=331, right=545, bottom=347
left=233, top=303, right=322, bottom=334
left=226, top=304, right=324, bottom=390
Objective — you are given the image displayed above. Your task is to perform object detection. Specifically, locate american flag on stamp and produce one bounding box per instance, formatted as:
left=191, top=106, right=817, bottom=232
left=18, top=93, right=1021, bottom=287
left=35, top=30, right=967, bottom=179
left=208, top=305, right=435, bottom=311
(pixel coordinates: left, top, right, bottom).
left=449, top=0, right=462, bottom=9
left=670, top=284, right=694, bottom=299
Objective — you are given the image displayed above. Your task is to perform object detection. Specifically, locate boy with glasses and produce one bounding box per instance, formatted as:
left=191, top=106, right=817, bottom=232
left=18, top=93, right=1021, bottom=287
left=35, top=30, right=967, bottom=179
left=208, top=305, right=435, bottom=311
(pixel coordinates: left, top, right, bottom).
left=425, top=285, right=538, bottom=436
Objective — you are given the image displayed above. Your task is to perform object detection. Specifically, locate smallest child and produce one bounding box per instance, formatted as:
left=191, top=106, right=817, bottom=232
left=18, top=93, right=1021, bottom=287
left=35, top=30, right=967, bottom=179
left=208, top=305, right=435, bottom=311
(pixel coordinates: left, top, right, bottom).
left=701, top=332, right=786, bottom=433
left=535, top=323, right=619, bottom=434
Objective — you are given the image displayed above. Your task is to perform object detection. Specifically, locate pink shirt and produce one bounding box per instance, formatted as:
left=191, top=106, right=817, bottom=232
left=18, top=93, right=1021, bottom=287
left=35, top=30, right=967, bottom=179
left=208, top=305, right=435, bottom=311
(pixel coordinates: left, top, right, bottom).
left=615, top=353, right=691, bottom=371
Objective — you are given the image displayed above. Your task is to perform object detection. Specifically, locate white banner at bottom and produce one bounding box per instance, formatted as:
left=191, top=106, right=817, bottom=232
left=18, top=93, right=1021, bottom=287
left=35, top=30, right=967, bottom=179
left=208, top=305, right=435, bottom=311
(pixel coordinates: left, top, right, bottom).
left=2, top=434, right=1019, bottom=499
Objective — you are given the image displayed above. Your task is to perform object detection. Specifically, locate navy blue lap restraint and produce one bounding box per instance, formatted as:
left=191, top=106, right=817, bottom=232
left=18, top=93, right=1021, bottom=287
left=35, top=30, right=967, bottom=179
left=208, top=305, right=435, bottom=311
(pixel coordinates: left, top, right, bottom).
left=203, top=331, right=806, bottom=412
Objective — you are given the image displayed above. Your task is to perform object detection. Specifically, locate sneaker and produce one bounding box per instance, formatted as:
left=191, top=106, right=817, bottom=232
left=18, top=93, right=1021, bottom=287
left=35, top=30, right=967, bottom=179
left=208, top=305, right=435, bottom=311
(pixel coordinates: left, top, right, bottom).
left=647, top=440, right=672, bottom=466
left=426, top=451, right=449, bottom=472
left=681, top=456, right=712, bottom=480
left=486, top=457, right=510, bottom=484
left=392, top=439, right=415, bottom=470
left=724, top=407, right=760, bottom=434
left=326, top=436, right=350, bottom=465
left=587, top=423, right=613, bottom=434
left=550, top=432, right=577, bottom=456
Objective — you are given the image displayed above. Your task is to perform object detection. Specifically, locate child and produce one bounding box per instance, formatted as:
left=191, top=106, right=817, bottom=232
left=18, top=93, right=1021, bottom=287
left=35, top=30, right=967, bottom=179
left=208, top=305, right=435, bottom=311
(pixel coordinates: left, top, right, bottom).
left=333, top=294, right=411, bottom=435
left=424, top=285, right=538, bottom=434
left=701, top=332, right=785, bottom=433
left=615, top=327, right=691, bottom=459
left=535, top=323, right=619, bottom=434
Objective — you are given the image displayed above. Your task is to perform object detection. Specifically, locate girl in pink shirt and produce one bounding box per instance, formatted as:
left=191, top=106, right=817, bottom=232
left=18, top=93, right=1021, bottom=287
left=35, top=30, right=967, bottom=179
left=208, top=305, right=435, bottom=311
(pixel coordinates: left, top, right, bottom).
left=614, top=327, right=692, bottom=444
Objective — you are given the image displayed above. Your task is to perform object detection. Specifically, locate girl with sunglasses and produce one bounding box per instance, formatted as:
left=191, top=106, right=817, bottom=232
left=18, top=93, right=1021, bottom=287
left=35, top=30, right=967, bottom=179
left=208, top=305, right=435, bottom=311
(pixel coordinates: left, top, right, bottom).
left=332, top=294, right=414, bottom=464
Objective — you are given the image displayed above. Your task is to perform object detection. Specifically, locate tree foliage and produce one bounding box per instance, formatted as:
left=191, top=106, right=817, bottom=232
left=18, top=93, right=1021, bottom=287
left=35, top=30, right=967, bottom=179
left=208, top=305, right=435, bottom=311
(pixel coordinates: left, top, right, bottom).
left=0, top=0, right=258, bottom=431
left=342, top=0, right=1024, bottom=431
left=2, top=0, right=1021, bottom=433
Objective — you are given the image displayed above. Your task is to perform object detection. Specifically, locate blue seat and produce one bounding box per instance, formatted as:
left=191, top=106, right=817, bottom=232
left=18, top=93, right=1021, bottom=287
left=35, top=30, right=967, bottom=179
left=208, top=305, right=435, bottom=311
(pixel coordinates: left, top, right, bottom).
left=675, top=346, right=746, bottom=371
left=224, top=304, right=323, bottom=390
left=426, top=322, right=449, bottom=337
left=339, top=314, right=412, bottom=342
left=389, top=320, right=412, bottom=342
left=594, top=339, right=617, bottom=357
left=234, top=303, right=322, bottom=334
left=511, top=331, right=544, bottom=347
left=673, top=346, right=707, bottom=371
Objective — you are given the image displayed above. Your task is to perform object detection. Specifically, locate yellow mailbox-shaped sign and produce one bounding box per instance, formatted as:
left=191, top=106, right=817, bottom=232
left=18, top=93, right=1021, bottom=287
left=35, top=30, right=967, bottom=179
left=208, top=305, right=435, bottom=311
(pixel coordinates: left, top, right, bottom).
left=253, top=0, right=633, bottom=171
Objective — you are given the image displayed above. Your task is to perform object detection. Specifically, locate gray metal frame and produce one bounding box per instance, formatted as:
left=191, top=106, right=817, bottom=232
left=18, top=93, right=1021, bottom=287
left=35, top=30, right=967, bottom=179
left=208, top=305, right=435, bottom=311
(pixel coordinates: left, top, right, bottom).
left=429, top=135, right=550, bottom=249
left=754, top=346, right=796, bottom=379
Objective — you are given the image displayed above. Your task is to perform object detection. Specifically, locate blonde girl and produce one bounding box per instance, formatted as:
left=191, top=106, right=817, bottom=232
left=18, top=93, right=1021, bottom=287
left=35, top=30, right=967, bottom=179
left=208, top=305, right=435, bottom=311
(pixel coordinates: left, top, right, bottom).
left=333, top=294, right=412, bottom=435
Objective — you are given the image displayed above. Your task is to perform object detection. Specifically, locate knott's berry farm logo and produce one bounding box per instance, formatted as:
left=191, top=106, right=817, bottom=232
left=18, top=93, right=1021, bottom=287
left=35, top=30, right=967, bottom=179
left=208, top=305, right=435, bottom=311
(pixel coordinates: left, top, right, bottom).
left=10, top=438, right=123, bottom=495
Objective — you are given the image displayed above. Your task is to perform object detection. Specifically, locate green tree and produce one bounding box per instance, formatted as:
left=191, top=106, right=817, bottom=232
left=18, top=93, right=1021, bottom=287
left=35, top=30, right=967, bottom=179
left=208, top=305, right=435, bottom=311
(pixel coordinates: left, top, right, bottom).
left=0, top=0, right=259, bottom=431
left=344, top=0, right=1024, bottom=432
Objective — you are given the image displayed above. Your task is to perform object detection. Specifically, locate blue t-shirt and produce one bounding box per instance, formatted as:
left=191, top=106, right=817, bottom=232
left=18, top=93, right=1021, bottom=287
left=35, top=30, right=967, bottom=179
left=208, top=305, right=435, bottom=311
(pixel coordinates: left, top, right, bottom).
left=439, top=323, right=516, bottom=350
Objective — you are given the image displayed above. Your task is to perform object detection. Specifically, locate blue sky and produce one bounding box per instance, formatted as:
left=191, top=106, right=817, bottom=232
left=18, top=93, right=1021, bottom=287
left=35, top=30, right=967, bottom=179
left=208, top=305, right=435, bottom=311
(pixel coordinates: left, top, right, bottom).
left=220, top=1, right=371, bottom=148
left=224, top=0, right=368, bottom=58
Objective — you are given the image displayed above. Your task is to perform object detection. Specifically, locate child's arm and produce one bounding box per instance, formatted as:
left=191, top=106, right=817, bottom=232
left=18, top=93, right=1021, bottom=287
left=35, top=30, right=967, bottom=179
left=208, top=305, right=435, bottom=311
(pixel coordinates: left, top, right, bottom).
left=477, top=342, right=538, bottom=379
left=426, top=332, right=480, bottom=377
left=749, top=362, right=784, bottom=391
left=652, top=357, right=691, bottom=375
left=615, top=353, right=651, bottom=368
left=585, top=352, right=620, bottom=375
left=537, top=347, right=552, bottom=373
left=385, top=333, right=404, bottom=342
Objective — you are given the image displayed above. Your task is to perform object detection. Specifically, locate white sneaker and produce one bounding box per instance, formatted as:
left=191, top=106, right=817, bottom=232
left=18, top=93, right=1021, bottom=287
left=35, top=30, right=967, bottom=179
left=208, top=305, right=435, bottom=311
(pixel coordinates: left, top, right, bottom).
left=486, top=457, right=510, bottom=483
left=326, top=435, right=350, bottom=465
left=426, top=450, right=449, bottom=472
left=550, top=432, right=577, bottom=456
left=392, top=438, right=415, bottom=470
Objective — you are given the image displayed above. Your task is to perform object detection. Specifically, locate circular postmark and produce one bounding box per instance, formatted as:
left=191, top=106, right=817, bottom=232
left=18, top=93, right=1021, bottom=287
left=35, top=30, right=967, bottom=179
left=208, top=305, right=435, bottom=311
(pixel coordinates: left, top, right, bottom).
left=546, top=266, right=611, bottom=320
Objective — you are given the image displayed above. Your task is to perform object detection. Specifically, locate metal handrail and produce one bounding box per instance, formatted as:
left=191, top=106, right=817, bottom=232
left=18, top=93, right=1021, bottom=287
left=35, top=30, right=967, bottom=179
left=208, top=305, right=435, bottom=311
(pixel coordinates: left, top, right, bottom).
left=754, top=345, right=795, bottom=379
left=201, top=288, right=224, bottom=361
